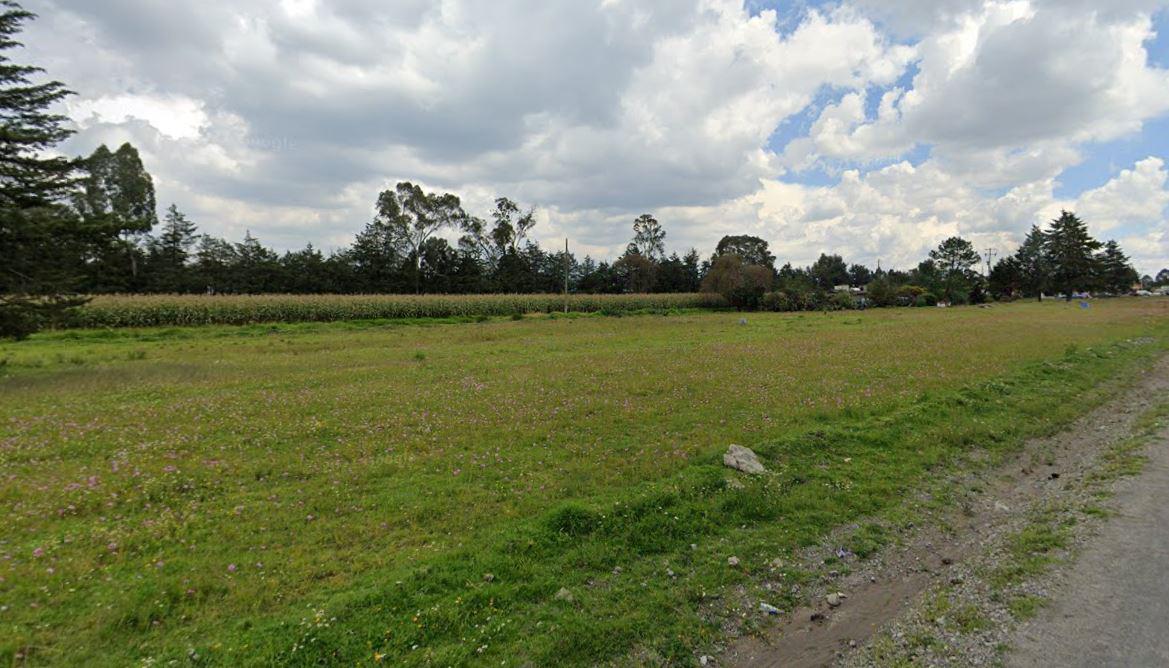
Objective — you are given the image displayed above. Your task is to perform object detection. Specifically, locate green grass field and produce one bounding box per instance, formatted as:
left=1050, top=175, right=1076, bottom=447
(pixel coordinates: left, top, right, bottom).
left=2, top=299, right=1168, bottom=665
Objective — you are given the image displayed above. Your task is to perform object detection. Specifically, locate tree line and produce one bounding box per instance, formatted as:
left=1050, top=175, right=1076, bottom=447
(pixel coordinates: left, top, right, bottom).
left=42, top=142, right=1157, bottom=304
left=0, top=3, right=1160, bottom=338
left=59, top=158, right=709, bottom=297
left=695, top=210, right=1149, bottom=311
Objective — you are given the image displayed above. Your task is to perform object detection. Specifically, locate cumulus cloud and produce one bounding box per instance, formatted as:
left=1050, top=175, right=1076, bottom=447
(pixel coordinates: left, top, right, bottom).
left=67, top=95, right=209, bottom=140
left=787, top=1, right=1169, bottom=179
left=17, top=0, right=1169, bottom=273
left=671, top=153, right=1169, bottom=276
left=28, top=1, right=908, bottom=208
left=1075, top=158, right=1169, bottom=231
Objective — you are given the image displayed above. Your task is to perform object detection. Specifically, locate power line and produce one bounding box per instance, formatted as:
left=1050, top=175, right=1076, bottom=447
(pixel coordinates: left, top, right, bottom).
left=983, top=248, right=998, bottom=277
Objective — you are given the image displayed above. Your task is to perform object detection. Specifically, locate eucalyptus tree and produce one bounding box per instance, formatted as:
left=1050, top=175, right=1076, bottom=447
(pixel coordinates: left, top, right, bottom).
left=631, top=213, right=665, bottom=261
left=374, top=182, right=466, bottom=293
left=75, top=142, right=157, bottom=285
left=459, top=196, right=535, bottom=274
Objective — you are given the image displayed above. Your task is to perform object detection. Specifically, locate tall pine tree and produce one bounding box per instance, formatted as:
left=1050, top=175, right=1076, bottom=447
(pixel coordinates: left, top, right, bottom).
left=146, top=204, right=197, bottom=292
left=1044, top=211, right=1100, bottom=300
left=1013, top=224, right=1048, bottom=301
left=1095, top=239, right=1138, bottom=295
left=0, top=1, right=88, bottom=338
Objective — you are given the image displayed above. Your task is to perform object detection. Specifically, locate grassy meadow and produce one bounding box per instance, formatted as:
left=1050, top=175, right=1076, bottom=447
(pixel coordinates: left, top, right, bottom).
left=2, top=299, right=1168, bottom=665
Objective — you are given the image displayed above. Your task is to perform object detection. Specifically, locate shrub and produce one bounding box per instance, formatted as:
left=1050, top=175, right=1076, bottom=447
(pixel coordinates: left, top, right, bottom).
left=545, top=504, right=601, bottom=537
left=0, top=295, right=87, bottom=340
left=829, top=291, right=856, bottom=310
left=896, top=284, right=927, bottom=307
left=914, top=293, right=938, bottom=307
left=866, top=277, right=896, bottom=307
left=701, top=254, right=772, bottom=310
left=775, top=287, right=834, bottom=311
left=760, top=291, right=792, bottom=312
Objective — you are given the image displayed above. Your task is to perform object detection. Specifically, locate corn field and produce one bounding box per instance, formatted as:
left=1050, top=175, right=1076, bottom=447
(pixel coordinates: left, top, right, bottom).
left=64, top=293, right=729, bottom=328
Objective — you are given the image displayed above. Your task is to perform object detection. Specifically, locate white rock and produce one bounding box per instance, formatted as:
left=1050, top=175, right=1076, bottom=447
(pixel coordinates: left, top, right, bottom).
left=728, top=556, right=740, bottom=567
left=827, top=593, right=842, bottom=607
left=760, top=602, right=780, bottom=615
left=723, top=444, right=766, bottom=475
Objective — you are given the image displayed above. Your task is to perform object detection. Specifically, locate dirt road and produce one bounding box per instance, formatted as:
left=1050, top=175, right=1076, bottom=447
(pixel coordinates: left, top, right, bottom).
left=1007, top=431, right=1169, bottom=666
left=722, top=350, right=1169, bottom=667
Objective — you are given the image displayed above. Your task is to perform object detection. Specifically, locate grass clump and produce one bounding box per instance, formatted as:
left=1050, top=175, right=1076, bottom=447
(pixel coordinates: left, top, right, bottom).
left=1007, top=594, right=1047, bottom=620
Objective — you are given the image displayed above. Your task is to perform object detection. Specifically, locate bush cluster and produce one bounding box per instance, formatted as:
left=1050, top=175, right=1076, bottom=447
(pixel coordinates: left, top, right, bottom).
left=753, top=283, right=943, bottom=312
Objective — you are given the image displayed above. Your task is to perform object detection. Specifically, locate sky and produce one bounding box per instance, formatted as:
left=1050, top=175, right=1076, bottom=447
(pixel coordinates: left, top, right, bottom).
left=20, top=0, right=1169, bottom=275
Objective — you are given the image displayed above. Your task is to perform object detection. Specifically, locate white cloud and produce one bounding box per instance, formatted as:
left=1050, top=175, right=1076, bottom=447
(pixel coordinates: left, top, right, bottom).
left=15, top=0, right=1169, bottom=276
left=67, top=94, right=208, bottom=140
left=1074, top=157, right=1169, bottom=233
left=788, top=1, right=1169, bottom=184
left=659, top=154, right=1168, bottom=275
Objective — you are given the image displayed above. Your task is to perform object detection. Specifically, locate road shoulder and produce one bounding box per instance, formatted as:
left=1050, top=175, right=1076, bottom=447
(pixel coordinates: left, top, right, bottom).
left=1007, top=430, right=1169, bottom=666
left=719, top=352, right=1169, bottom=667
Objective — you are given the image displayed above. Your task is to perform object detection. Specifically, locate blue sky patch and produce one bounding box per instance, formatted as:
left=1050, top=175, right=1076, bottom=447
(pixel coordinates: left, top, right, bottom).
left=1055, top=115, right=1169, bottom=199
left=1147, top=9, right=1169, bottom=69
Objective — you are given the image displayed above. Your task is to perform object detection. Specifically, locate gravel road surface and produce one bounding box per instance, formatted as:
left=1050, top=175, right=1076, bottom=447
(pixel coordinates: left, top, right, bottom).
left=1008, top=433, right=1169, bottom=667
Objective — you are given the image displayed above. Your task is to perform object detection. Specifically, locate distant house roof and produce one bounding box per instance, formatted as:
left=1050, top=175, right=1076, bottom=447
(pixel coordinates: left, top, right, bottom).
left=833, top=284, right=865, bottom=294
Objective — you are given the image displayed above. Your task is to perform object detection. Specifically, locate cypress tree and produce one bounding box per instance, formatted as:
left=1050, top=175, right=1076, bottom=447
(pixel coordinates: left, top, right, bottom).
left=0, top=1, right=87, bottom=339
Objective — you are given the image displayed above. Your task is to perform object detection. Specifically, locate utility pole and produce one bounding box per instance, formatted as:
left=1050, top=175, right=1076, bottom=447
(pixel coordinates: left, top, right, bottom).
left=984, top=248, right=998, bottom=277
left=563, top=238, right=569, bottom=313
